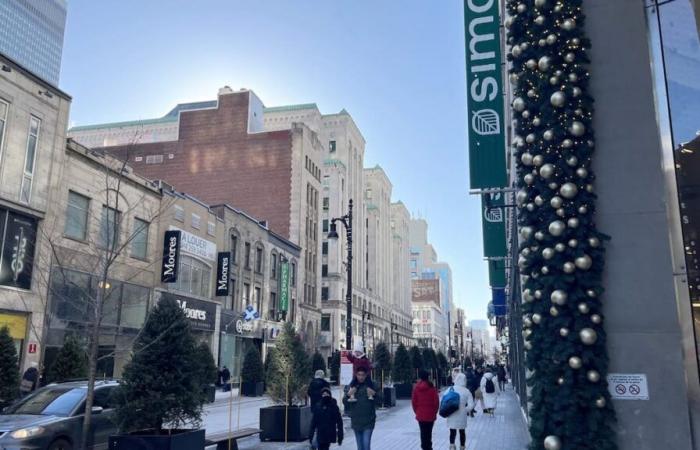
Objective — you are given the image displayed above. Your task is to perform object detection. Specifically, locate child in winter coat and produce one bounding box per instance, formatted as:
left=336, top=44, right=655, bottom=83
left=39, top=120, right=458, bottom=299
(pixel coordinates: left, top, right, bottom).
left=346, top=341, right=376, bottom=401
left=309, top=387, right=344, bottom=450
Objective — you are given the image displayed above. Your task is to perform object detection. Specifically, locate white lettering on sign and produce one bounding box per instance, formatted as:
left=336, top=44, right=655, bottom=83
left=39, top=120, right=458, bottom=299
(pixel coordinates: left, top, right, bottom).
left=608, top=373, right=649, bottom=400
left=163, top=235, right=178, bottom=276
left=176, top=299, right=207, bottom=321
left=218, top=257, right=229, bottom=291
left=235, top=319, right=253, bottom=333
left=169, top=226, right=216, bottom=261
left=11, top=228, right=28, bottom=281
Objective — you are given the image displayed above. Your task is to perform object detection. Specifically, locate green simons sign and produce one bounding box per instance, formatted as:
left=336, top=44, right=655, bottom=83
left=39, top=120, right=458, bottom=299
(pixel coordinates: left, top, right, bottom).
left=465, top=0, right=507, bottom=189
left=481, top=192, right=507, bottom=259
left=279, top=262, right=290, bottom=312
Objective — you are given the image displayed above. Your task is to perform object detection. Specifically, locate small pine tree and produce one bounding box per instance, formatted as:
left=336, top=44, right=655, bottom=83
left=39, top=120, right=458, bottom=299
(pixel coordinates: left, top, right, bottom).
left=115, top=296, right=206, bottom=432
left=311, top=351, right=326, bottom=374
left=0, top=326, right=19, bottom=407
left=47, top=335, right=87, bottom=382
left=241, top=346, right=264, bottom=383
left=392, top=344, right=413, bottom=384
left=409, top=345, right=424, bottom=371
left=264, top=347, right=275, bottom=378
left=195, top=342, right=218, bottom=386
left=265, top=322, right=311, bottom=405
left=373, top=342, right=392, bottom=381
left=437, top=351, right=448, bottom=372
left=422, top=348, right=436, bottom=371
left=329, top=350, right=340, bottom=384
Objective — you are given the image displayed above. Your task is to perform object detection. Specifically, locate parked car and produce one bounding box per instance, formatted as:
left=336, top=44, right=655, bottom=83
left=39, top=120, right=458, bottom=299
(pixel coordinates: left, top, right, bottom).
left=0, top=380, right=120, bottom=450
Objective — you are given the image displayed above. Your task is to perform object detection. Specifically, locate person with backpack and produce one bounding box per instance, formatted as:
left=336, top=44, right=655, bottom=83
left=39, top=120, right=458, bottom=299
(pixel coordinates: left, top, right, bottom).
left=442, top=372, right=475, bottom=450
left=497, top=364, right=507, bottom=391
left=309, top=387, right=344, bottom=450
left=412, top=369, right=439, bottom=450
left=480, top=369, right=499, bottom=416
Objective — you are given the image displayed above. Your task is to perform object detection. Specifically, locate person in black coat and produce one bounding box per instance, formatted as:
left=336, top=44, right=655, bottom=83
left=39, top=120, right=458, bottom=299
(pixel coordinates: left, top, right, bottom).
left=221, top=366, right=231, bottom=391
left=309, top=387, right=343, bottom=450
left=308, top=370, right=331, bottom=409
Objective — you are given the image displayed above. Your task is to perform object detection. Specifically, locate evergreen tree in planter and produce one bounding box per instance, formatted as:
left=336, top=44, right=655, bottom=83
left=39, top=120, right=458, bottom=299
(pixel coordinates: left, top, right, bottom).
left=111, top=296, right=206, bottom=449
left=373, top=342, right=392, bottom=383
left=392, top=344, right=413, bottom=399
left=311, top=351, right=326, bottom=374
left=241, top=346, right=264, bottom=396
left=260, top=322, right=312, bottom=442
left=195, top=342, right=218, bottom=403
left=436, top=351, right=449, bottom=386
left=0, top=326, right=19, bottom=408
left=329, top=350, right=340, bottom=385
left=409, top=345, right=424, bottom=377
left=47, top=335, right=87, bottom=383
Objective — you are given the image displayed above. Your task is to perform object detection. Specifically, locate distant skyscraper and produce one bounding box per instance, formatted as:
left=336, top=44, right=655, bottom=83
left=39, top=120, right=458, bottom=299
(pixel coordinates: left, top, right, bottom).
left=0, top=0, right=67, bottom=85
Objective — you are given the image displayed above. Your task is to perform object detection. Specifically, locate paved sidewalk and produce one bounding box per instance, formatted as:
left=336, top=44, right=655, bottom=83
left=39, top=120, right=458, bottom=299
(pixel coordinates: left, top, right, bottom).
left=231, top=387, right=530, bottom=450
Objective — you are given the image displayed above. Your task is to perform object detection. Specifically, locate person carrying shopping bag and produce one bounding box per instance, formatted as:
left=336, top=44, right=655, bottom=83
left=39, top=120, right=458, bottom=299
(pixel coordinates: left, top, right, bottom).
left=443, top=372, right=475, bottom=450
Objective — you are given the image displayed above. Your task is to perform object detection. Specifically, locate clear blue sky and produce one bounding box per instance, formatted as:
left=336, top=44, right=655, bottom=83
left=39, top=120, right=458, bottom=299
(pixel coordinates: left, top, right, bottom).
left=60, top=0, right=490, bottom=320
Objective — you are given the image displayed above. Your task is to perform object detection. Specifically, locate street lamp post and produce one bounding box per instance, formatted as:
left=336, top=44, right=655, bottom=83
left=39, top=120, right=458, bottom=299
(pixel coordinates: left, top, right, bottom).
left=328, top=199, right=353, bottom=351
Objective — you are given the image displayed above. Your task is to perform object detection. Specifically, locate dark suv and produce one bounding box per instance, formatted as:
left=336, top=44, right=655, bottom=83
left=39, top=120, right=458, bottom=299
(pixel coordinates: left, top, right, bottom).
left=0, top=380, right=120, bottom=450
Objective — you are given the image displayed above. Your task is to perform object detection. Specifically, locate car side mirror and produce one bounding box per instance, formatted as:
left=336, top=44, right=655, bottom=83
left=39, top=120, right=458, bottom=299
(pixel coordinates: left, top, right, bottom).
left=91, top=406, right=104, bottom=415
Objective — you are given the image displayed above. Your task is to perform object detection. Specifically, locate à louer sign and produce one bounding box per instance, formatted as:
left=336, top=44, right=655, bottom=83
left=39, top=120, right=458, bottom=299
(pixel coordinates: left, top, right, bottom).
left=465, top=0, right=507, bottom=189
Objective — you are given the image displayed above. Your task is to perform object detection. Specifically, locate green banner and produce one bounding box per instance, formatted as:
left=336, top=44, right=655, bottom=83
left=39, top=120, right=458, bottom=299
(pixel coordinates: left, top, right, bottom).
left=488, top=259, right=506, bottom=288
left=481, top=193, right=507, bottom=258
left=465, top=0, right=507, bottom=189
left=279, top=262, right=290, bottom=312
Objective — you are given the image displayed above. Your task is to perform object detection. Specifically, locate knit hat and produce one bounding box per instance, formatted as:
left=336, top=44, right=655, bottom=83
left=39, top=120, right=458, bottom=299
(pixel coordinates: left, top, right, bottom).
left=321, top=387, right=332, bottom=396
left=315, top=370, right=325, bottom=378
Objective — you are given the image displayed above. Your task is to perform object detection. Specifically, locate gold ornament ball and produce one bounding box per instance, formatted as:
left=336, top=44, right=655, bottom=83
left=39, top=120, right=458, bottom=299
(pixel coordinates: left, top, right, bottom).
left=596, top=397, right=606, bottom=408
left=570, top=121, right=586, bottom=137
left=550, top=196, right=563, bottom=208
left=544, top=435, right=562, bottom=450
left=578, top=302, right=590, bottom=314
left=550, top=306, right=559, bottom=317
left=580, top=327, right=598, bottom=345
left=591, top=314, right=602, bottom=324
left=542, top=248, right=555, bottom=260
left=548, top=220, right=566, bottom=236
left=563, top=262, right=576, bottom=273
left=513, top=97, right=526, bottom=112
left=560, top=182, right=579, bottom=199
left=560, top=327, right=569, bottom=337
left=587, top=370, right=601, bottom=383
left=568, top=356, right=583, bottom=369
left=550, top=91, right=566, bottom=107
left=575, top=254, right=593, bottom=270
left=562, top=18, right=576, bottom=31
left=551, top=289, right=568, bottom=305
left=540, top=163, right=555, bottom=179
left=532, top=313, right=543, bottom=324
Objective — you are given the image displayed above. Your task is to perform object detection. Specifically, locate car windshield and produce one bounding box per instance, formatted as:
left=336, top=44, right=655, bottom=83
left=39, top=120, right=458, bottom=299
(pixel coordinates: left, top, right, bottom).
left=4, top=387, right=86, bottom=416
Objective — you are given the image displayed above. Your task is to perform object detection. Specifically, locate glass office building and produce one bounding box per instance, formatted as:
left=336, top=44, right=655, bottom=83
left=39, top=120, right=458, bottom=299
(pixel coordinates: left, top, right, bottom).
left=0, top=0, right=67, bottom=86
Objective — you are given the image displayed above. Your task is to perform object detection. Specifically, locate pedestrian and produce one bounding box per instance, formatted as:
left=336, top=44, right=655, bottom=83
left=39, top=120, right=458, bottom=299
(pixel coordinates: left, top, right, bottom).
left=480, top=369, right=500, bottom=416
left=19, top=362, right=39, bottom=397
left=309, top=369, right=331, bottom=409
left=309, top=387, right=343, bottom=450
left=412, top=369, right=439, bottom=450
left=347, top=341, right=376, bottom=401
left=497, top=364, right=507, bottom=391
left=221, top=365, right=231, bottom=392
left=444, top=372, right=475, bottom=450
left=343, top=367, right=376, bottom=450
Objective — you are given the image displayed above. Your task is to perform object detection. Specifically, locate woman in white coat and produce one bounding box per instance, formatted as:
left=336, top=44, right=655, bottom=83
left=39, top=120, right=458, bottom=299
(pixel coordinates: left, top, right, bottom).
left=480, top=370, right=500, bottom=416
left=444, top=372, right=475, bottom=450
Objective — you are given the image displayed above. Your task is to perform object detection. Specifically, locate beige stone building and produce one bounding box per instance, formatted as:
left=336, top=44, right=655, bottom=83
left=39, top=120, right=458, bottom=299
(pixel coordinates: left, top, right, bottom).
left=390, top=201, right=413, bottom=348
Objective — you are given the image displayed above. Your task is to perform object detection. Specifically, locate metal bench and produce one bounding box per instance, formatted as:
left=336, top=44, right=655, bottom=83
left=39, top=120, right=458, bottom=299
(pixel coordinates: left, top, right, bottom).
left=205, top=428, right=261, bottom=450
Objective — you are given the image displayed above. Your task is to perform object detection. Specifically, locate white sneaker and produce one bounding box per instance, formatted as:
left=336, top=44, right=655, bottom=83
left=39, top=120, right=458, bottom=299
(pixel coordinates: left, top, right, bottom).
left=449, top=445, right=456, bottom=450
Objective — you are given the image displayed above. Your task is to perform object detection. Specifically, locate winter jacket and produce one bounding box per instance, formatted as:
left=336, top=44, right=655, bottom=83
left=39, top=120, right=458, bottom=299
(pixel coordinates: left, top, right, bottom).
left=480, top=372, right=500, bottom=409
left=411, top=380, right=439, bottom=422
left=309, top=396, right=344, bottom=445
left=308, top=377, right=331, bottom=408
left=444, top=373, right=475, bottom=429
left=347, top=353, right=373, bottom=378
left=343, top=383, right=377, bottom=431
left=467, top=370, right=482, bottom=393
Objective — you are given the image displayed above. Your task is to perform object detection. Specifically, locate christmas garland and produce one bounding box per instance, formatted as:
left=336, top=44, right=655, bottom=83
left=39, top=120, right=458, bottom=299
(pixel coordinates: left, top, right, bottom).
left=505, top=1, right=617, bottom=449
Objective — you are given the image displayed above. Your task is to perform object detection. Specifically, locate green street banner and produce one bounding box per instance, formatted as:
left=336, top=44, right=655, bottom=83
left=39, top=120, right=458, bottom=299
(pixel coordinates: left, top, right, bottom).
left=482, top=193, right=507, bottom=258
left=279, top=262, right=290, bottom=312
left=488, top=258, right=506, bottom=288
left=465, top=0, right=507, bottom=189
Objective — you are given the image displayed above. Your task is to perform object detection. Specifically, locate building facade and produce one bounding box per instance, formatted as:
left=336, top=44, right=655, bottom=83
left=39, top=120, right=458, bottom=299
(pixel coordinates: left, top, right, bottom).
left=0, top=52, right=71, bottom=373
left=390, top=201, right=414, bottom=349
left=0, top=0, right=67, bottom=86
left=411, top=278, right=444, bottom=350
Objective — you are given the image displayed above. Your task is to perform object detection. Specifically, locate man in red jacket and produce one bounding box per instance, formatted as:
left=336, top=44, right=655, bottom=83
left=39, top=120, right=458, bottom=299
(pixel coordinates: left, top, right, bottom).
left=412, top=369, right=439, bottom=450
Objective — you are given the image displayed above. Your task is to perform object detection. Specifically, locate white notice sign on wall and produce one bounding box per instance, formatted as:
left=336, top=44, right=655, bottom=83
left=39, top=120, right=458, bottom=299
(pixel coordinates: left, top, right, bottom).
left=340, top=363, right=354, bottom=386
left=607, top=373, right=649, bottom=400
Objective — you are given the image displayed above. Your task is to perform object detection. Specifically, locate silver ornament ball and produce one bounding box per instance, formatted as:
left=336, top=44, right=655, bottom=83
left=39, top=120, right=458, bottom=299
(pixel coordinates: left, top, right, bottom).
left=526, top=59, right=537, bottom=70
left=516, top=189, right=528, bottom=206
left=576, top=167, right=588, bottom=178
left=567, top=218, right=580, bottom=229
left=550, top=91, right=566, bottom=107
left=570, top=121, right=586, bottom=137
left=555, top=243, right=566, bottom=252
left=560, top=182, right=579, bottom=199
left=532, top=313, right=542, bottom=324
left=534, top=290, right=543, bottom=299
left=551, top=289, right=568, bottom=305
left=587, top=370, right=601, bottom=383
left=557, top=377, right=565, bottom=385
left=526, top=133, right=536, bottom=144
left=578, top=302, right=590, bottom=314
left=533, top=155, right=544, bottom=167
left=596, top=397, right=607, bottom=408
left=569, top=356, right=583, bottom=369
left=521, top=153, right=534, bottom=166
left=562, top=139, right=573, bottom=149
left=562, top=18, right=577, bottom=31
left=533, top=117, right=542, bottom=126
left=563, top=262, right=576, bottom=273
left=568, top=73, right=579, bottom=82
left=524, top=174, right=534, bottom=185
left=548, top=220, right=566, bottom=237
left=520, top=226, right=534, bottom=240
left=546, top=34, right=557, bottom=45
left=568, top=239, right=578, bottom=247
left=534, top=0, right=547, bottom=7
left=534, top=195, right=544, bottom=206
left=517, top=3, right=527, bottom=13
left=586, top=289, right=597, bottom=298
left=589, top=237, right=601, bottom=248
left=511, top=45, right=522, bottom=58
left=524, top=341, right=533, bottom=350
left=550, top=196, right=563, bottom=209
left=591, top=314, right=602, bottom=324
left=538, top=56, right=551, bottom=71
left=540, top=163, right=555, bottom=179
left=565, top=52, right=576, bottom=63
left=535, top=15, right=546, bottom=26
left=527, top=89, right=537, bottom=98
left=549, top=76, right=559, bottom=85
left=550, top=306, right=559, bottom=317
left=556, top=208, right=566, bottom=217
left=560, top=327, right=570, bottom=337
left=543, top=130, right=554, bottom=141
left=535, top=231, right=545, bottom=241
left=578, top=205, right=588, bottom=214
left=567, top=156, right=579, bottom=167
left=542, top=248, right=555, bottom=260
left=544, top=435, right=562, bottom=450
left=549, top=182, right=559, bottom=190
left=541, top=266, right=550, bottom=274
left=575, top=254, right=593, bottom=270
left=572, top=87, right=582, bottom=97
left=580, top=327, right=598, bottom=345
left=513, top=97, right=526, bottom=112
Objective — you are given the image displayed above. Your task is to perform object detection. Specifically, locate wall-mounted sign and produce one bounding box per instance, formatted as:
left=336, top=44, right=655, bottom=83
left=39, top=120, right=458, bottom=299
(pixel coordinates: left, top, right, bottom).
left=465, top=0, right=507, bottom=189
left=169, top=226, right=216, bottom=261
left=482, top=193, right=507, bottom=258
left=161, top=230, right=181, bottom=283
left=242, top=305, right=260, bottom=322
left=162, top=292, right=216, bottom=331
left=235, top=319, right=254, bottom=334
left=279, top=262, right=290, bottom=312
left=215, top=252, right=230, bottom=296
left=0, top=209, right=37, bottom=290
left=28, top=342, right=37, bottom=354
left=608, top=373, right=649, bottom=400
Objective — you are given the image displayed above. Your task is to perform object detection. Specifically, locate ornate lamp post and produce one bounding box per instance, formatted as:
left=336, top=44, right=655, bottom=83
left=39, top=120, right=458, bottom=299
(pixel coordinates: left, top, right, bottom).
left=327, top=199, right=353, bottom=351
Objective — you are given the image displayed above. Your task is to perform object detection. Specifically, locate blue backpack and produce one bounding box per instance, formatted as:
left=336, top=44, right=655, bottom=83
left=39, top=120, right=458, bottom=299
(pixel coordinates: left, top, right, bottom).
left=439, top=387, right=460, bottom=418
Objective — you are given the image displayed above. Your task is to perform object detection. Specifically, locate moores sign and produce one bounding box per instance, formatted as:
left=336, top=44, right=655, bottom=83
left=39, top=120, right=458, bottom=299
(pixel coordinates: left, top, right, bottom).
left=162, top=292, right=217, bottom=331
left=216, top=252, right=230, bottom=296
left=161, top=230, right=181, bottom=283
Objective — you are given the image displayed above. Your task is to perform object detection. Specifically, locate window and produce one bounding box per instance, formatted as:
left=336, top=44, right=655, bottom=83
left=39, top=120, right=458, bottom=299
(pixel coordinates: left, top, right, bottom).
left=255, top=247, right=263, bottom=273
left=131, top=218, right=149, bottom=259
left=410, top=260, right=418, bottom=269
left=243, top=283, right=250, bottom=305
left=321, top=314, right=331, bottom=331
left=145, top=154, right=163, bottom=164
left=64, top=191, right=89, bottom=240
left=271, top=253, right=277, bottom=279
left=231, top=235, right=239, bottom=264
left=322, top=220, right=329, bottom=233
left=191, top=214, right=201, bottom=229
left=99, top=206, right=120, bottom=250
left=173, top=255, right=212, bottom=297
left=255, top=286, right=262, bottom=313
left=323, top=197, right=329, bottom=210
left=322, top=264, right=328, bottom=277
left=207, top=221, right=216, bottom=236
left=0, top=100, right=7, bottom=164
left=174, top=205, right=184, bottom=222
left=329, top=140, right=336, bottom=152
left=269, top=292, right=277, bottom=319
left=20, top=116, right=41, bottom=203
left=291, top=262, right=297, bottom=286
left=244, top=242, right=251, bottom=268
left=322, top=242, right=328, bottom=255
left=366, top=189, right=372, bottom=199
left=321, top=287, right=329, bottom=301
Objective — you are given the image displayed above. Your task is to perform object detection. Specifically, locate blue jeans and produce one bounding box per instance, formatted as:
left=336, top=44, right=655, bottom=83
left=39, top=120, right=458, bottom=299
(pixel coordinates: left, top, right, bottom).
left=353, top=428, right=373, bottom=450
